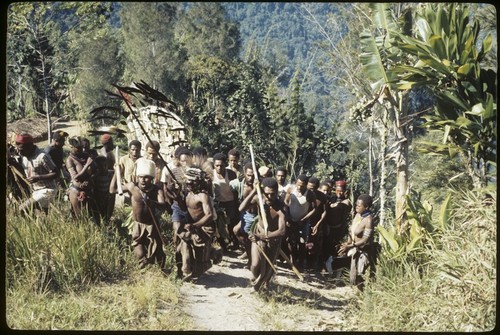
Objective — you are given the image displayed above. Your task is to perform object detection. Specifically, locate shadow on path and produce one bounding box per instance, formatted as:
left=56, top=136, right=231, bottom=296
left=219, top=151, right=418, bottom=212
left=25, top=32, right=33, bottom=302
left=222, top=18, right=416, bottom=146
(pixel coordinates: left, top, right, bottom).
left=193, top=270, right=251, bottom=289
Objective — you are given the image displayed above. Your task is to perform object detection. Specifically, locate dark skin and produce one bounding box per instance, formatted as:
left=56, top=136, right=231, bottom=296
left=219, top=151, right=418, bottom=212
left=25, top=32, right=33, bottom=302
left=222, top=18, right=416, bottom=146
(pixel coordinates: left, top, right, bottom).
left=15, top=140, right=57, bottom=214
left=66, top=145, right=94, bottom=187
left=284, top=178, right=316, bottom=269
left=183, top=180, right=214, bottom=235
left=338, top=198, right=373, bottom=255
left=239, top=169, right=258, bottom=214
left=228, top=154, right=241, bottom=176
left=247, top=185, right=286, bottom=242
left=233, top=168, right=257, bottom=249
left=284, top=179, right=317, bottom=224
left=16, top=141, right=57, bottom=184
left=66, top=143, right=94, bottom=216
left=248, top=185, right=286, bottom=283
left=308, top=182, right=327, bottom=236
left=110, top=175, right=166, bottom=223
left=275, top=170, right=287, bottom=186
left=236, top=176, right=258, bottom=259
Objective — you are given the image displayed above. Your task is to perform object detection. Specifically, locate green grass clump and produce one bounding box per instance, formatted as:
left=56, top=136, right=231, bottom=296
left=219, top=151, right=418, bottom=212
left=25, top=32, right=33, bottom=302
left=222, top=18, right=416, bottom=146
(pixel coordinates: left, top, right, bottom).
left=5, top=198, right=190, bottom=330
left=6, top=204, right=133, bottom=293
left=344, top=189, right=496, bottom=331
left=6, top=267, right=192, bottom=330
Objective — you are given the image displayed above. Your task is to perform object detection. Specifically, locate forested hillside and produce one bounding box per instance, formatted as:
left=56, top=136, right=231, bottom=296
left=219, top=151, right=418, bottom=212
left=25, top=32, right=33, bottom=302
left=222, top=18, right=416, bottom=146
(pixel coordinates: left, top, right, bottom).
left=223, top=2, right=348, bottom=126
left=6, top=2, right=496, bottom=332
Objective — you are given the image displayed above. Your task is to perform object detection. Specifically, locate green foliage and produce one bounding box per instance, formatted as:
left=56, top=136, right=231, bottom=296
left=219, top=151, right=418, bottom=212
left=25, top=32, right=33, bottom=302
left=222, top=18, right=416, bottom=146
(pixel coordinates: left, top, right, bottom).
left=120, top=2, right=187, bottom=102
left=73, top=29, right=123, bottom=118
left=410, top=131, right=473, bottom=204
left=377, top=190, right=450, bottom=260
left=394, top=3, right=497, bottom=186
left=6, top=204, right=133, bottom=294
left=7, top=2, right=62, bottom=121
left=176, top=3, right=241, bottom=62
left=349, top=188, right=496, bottom=331
left=7, top=2, right=117, bottom=126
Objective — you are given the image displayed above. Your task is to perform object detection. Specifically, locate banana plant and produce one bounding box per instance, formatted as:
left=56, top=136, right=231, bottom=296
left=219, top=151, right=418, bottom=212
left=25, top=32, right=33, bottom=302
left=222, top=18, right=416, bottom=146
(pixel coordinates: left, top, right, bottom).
left=392, top=3, right=496, bottom=187
left=377, top=190, right=453, bottom=260
left=355, top=3, right=414, bottom=231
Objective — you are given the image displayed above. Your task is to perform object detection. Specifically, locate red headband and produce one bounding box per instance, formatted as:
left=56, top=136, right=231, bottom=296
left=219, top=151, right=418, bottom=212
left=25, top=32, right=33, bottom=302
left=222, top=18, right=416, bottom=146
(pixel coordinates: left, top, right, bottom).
left=15, top=134, right=33, bottom=144
left=335, top=180, right=347, bottom=187
left=100, top=134, right=112, bottom=144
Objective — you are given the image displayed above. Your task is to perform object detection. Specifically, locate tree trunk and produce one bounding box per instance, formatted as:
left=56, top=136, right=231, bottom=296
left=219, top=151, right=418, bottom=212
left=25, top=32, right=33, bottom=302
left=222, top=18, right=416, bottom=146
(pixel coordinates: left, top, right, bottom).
left=41, top=54, right=51, bottom=143
left=368, top=121, right=374, bottom=196
left=394, top=92, right=409, bottom=233
left=378, top=111, right=388, bottom=228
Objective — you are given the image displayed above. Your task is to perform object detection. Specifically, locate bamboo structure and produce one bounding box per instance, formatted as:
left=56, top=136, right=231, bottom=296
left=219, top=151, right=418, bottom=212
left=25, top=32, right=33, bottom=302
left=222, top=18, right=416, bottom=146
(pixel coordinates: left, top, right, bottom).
left=126, top=105, right=188, bottom=163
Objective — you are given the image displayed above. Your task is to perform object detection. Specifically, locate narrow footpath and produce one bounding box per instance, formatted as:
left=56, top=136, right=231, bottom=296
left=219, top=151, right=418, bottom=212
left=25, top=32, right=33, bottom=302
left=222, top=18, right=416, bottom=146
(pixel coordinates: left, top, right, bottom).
left=179, top=251, right=355, bottom=331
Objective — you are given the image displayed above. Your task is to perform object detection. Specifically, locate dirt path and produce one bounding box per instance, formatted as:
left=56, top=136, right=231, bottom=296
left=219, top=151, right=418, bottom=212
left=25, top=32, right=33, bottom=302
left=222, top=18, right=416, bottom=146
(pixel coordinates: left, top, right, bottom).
left=180, top=252, right=355, bottom=331
left=44, top=119, right=356, bottom=331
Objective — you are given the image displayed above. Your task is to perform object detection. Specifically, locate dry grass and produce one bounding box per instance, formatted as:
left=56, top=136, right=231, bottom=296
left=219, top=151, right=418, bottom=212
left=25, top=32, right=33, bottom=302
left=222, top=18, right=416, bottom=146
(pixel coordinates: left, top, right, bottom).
left=343, top=188, right=496, bottom=332
left=5, top=197, right=191, bottom=331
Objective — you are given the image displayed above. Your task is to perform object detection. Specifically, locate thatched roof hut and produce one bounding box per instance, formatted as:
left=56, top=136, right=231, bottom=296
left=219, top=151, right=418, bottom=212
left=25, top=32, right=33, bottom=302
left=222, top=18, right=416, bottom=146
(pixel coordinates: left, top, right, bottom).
left=6, top=117, right=48, bottom=144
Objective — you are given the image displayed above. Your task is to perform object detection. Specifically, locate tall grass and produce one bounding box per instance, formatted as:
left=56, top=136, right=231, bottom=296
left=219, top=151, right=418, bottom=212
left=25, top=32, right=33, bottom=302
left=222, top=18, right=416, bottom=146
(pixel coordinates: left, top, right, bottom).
left=5, top=197, right=189, bottom=330
left=343, top=188, right=496, bottom=331
left=6, top=203, right=133, bottom=294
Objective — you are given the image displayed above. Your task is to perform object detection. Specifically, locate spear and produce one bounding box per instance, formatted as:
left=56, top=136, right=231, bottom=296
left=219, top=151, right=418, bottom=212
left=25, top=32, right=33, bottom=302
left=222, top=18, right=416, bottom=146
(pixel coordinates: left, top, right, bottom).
left=113, top=85, right=181, bottom=188
left=115, top=146, right=124, bottom=195
left=248, top=144, right=303, bottom=281
left=249, top=144, right=268, bottom=237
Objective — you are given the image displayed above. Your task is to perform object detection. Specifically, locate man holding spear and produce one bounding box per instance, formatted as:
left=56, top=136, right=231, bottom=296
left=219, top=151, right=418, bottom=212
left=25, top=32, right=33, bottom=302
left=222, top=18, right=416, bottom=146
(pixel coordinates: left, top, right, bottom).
left=109, top=157, right=167, bottom=269
left=245, top=177, right=286, bottom=291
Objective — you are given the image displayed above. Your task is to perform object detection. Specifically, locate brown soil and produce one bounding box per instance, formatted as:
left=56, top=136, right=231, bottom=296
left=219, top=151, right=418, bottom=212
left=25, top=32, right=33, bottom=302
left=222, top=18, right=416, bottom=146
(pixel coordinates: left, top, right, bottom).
left=180, top=252, right=355, bottom=331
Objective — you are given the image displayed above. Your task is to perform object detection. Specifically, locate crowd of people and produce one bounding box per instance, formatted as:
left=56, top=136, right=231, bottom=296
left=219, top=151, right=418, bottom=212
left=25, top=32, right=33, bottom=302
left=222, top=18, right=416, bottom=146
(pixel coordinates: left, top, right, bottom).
left=7, top=131, right=377, bottom=291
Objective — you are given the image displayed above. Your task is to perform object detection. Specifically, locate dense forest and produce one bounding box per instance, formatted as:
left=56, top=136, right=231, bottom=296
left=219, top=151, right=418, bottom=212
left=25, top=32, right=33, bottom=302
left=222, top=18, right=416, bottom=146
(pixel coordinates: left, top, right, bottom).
left=7, top=1, right=496, bottom=212
left=5, top=2, right=497, bottom=331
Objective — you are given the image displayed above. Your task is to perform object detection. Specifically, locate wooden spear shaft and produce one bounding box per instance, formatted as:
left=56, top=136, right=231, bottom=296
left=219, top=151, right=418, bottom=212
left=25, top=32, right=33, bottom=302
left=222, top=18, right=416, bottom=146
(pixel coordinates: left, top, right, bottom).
left=115, top=146, right=124, bottom=195
left=248, top=144, right=303, bottom=281
left=249, top=144, right=268, bottom=236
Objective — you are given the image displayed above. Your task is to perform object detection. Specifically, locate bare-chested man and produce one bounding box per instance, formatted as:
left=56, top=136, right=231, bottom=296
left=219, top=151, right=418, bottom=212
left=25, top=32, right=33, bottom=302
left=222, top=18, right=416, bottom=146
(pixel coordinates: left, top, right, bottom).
left=110, top=157, right=166, bottom=269
left=163, top=146, right=193, bottom=244
left=246, top=177, right=286, bottom=291
left=231, top=162, right=258, bottom=260
left=284, top=174, right=316, bottom=271
left=177, top=167, right=215, bottom=281
left=339, top=194, right=374, bottom=291
left=212, top=152, right=238, bottom=252
left=66, top=136, right=98, bottom=222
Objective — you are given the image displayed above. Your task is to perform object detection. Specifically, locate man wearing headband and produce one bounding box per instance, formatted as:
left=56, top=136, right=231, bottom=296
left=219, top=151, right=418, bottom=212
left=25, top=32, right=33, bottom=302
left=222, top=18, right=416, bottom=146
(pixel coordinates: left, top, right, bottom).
left=98, top=133, right=115, bottom=171
left=109, top=157, right=166, bottom=269
left=176, top=167, right=216, bottom=281
left=15, top=133, right=58, bottom=214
